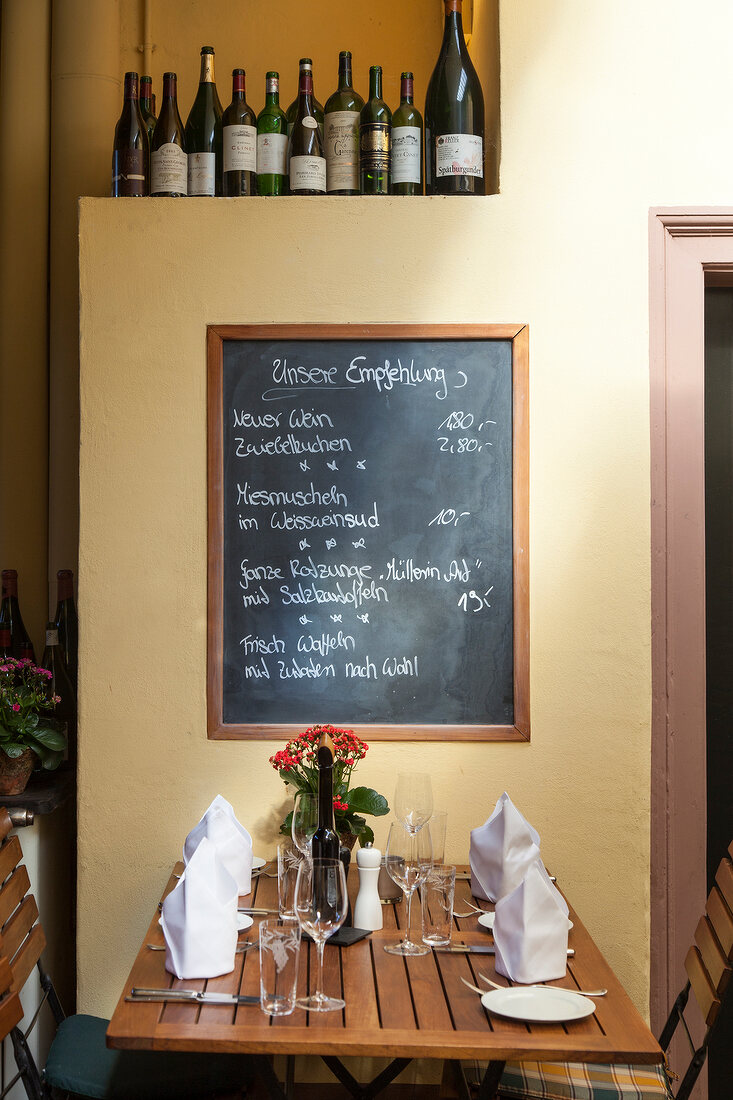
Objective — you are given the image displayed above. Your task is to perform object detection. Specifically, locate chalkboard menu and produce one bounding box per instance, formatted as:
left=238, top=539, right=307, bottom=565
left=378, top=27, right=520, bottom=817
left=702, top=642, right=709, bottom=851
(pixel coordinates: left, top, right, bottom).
left=207, top=324, right=529, bottom=741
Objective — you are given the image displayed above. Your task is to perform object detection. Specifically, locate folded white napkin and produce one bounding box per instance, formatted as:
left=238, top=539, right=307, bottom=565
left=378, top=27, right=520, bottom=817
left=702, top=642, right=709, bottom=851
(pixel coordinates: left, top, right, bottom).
left=161, top=836, right=238, bottom=979
left=493, top=859, right=571, bottom=983
left=469, top=791, right=541, bottom=902
left=183, top=794, right=253, bottom=895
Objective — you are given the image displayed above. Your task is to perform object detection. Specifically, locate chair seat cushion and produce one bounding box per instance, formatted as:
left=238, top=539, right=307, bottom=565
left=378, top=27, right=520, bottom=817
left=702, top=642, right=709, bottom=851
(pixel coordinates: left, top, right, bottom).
left=43, top=1014, right=252, bottom=1099
left=498, top=1060, right=671, bottom=1100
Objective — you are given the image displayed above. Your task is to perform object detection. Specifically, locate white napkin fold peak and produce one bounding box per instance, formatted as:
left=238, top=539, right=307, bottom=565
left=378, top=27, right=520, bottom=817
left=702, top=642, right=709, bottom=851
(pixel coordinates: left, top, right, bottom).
left=493, top=859, right=571, bottom=984
left=469, top=791, right=541, bottom=902
left=183, top=794, right=253, bottom=895
left=161, top=836, right=238, bottom=979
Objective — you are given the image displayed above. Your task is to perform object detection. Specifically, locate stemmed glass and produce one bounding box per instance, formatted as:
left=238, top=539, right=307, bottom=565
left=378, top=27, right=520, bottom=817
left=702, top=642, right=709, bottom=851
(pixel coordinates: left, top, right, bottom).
left=393, top=773, right=433, bottom=835
left=384, top=821, right=433, bottom=956
left=294, top=857, right=348, bottom=1011
left=291, top=791, right=318, bottom=857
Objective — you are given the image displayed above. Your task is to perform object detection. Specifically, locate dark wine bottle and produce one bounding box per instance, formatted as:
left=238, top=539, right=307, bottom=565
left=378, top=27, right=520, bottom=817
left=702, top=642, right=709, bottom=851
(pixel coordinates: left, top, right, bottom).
left=54, top=569, right=78, bottom=691
left=286, top=58, right=324, bottom=139
left=185, top=46, right=223, bottom=197
left=360, top=66, right=391, bottom=195
left=111, top=71, right=149, bottom=197
left=288, top=60, right=327, bottom=196
left=424, top=0, right=485, bottom=195
left=256, top=72, right=288, bottom=196
left=391, top=72, right=423, bottom=195
left=313, top=732, right=340, bottom=862
left=139, top=75, right=157, bottom=144
left=151, top=72, right=187, bottom=196
left=0, top=624, right=11, bottom=660
left=0, top=570, right=34, bottom=661
left=41, top=623, right=76, bottom=765
left=324, top=51, right=364, bottom=195
left=221, top=69, right=256, bottom=197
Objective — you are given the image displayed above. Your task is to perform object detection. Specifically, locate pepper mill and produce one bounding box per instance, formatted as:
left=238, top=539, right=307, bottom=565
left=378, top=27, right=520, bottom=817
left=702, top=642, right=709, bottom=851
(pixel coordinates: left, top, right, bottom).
left=354, top=843, right=383, bottom=930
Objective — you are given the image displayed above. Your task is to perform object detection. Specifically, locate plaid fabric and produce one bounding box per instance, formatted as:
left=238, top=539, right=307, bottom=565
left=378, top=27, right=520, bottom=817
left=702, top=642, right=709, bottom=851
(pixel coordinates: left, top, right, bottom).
left=497, top=1060, right=672, bottom=1100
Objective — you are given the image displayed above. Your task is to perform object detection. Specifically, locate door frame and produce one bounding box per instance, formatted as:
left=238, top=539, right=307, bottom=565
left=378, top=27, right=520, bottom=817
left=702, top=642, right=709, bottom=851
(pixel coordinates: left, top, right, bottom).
left=649, top=208, right=733, bottom=1032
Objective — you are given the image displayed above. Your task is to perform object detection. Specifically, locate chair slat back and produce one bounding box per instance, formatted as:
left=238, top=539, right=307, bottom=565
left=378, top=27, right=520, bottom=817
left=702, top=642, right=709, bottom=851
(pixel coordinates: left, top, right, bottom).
left=694, top=914, right=731, bottom=995
left=0, top=809, right=13, bottom=844
left=707, top=884, right=733, bottom=958
left=2, top=896, right=39, bottom=963
left=684, top=944, right=721, bottom=1027
left=716, top=857, right=733, bottom=913
left=0, top=836, right=22, bottom=885
left=9, top=924, right=46, bottom=995
left=0, top=866, right=30, bottom=928
left=0, top=815, right=46, bottom=997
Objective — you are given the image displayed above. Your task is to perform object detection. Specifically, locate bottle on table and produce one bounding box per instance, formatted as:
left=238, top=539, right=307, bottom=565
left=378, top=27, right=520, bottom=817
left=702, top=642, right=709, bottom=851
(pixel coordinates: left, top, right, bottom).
left=111, top=71, right=149, bottom=197
left=424, top=0, right=485, bottom=195
left=360, top=65, right=391, bottom=195
left=288, top=59, right=327, bottom=196
left=139, top=75, right=157, bottom=144
left=285, top=58, right=324, bottom=139
left=222, top=68, right=257, bottom=196
left=186, top=46, right=223, bottom=196
left=391, top=71, right=423, bottom=195
left=41, top=623, right=76, bottom=764
left=54, top=569, right=78, bottom=691
left=0, top=570, right=34, bottom=661
left=314, top=731, right=352, bottom=926
left=256, top=71, right=288, bottom=196
left=151, top=72, right=187, bottom=196
left=324, top=50, right=364, bottom=195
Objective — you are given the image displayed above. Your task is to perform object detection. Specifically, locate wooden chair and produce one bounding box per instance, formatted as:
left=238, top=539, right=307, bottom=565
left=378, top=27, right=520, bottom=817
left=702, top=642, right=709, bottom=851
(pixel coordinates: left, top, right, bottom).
left=493, top=839, right=733, bottom=1100
left=0, top=807, right=253, bottom=1100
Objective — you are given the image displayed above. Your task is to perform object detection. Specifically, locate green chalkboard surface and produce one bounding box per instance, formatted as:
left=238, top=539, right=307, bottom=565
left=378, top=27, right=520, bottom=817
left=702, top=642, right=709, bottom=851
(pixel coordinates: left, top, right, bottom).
left=207, top=324, right=529, bottom=741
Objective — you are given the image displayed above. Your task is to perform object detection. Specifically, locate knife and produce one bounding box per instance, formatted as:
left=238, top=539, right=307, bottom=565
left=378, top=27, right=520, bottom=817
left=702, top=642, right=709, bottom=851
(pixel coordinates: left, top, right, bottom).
left=435, top=946, right=575, bottom=956
left=128, top=987, right=260, bottom=1006
left=237, top=907, right=279, bottom=915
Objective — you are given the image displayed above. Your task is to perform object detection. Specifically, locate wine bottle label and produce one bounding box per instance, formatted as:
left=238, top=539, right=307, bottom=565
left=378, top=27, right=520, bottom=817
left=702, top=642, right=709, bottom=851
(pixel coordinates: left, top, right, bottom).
left=391, top=126, right=421, bottom=185
left=112, top=149, right=147, bottom=196
left=360, top=123, right=391, bottom=173
left=223, top=125, right=257, bottom=173
left=324, top=110, right=360, bottom=192
left=303, top=116, right=318, bottom=129
left=435, top=133, right=483, bottom=178
left=289, top=155, right=326, bottom=192
left=257, top=132, right=288, bottom=175
left=188, top=150, right=216, bottom=195
left=151, top=143, right=188, bottom=194
left=46, top=628, right=59, bottom=646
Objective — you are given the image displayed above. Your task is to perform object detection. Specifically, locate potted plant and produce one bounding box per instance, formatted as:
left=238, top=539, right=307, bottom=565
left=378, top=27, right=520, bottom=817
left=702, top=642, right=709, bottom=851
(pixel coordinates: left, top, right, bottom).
left=270, top=724, right=389, bottom=846
left=0, top=658, right=67, bottom=794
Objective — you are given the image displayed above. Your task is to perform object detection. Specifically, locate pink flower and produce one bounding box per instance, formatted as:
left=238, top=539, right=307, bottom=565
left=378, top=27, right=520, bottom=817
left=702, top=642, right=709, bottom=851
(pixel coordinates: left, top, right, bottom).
left=12, top=704, right=20, bottom=712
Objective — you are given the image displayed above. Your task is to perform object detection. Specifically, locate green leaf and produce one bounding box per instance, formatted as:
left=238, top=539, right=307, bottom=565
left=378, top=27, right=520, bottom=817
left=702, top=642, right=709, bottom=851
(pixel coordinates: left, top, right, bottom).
left=38, top=749, right=63, bottom=771
left=2, top=743, right=27, bottom=759
left=359, top=824, right=375, bottom=847
left=30, top=725, right=67, bottom=751
left=343, top=787, right=389, bottom=817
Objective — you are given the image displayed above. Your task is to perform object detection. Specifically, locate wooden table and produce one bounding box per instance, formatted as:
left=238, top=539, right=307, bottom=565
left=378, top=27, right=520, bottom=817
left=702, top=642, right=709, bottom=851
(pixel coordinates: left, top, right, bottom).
left=107, top=864, right=662, bottom=1100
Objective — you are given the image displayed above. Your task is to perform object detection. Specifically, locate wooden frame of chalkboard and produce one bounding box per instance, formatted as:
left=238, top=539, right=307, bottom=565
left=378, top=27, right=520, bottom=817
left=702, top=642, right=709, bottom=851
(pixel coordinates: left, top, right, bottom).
left=207, top=323, right=529, bottom=742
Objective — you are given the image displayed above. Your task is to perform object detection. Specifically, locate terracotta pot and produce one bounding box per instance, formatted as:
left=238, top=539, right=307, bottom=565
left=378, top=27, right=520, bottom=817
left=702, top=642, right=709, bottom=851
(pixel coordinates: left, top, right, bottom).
left=0, top=748, right=36, bottom=796
left=338, top=831, right=358, bottom=852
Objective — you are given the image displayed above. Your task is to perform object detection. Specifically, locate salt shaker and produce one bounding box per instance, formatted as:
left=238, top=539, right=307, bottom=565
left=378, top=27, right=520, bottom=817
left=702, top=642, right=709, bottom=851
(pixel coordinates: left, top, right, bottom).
left=354, top=843, right=383, bottom=930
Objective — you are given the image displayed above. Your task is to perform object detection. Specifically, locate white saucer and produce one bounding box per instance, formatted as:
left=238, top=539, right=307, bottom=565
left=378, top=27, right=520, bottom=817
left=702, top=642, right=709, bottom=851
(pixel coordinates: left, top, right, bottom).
left=237, top=913, right=254, bottom=931
left=252, top=856, right=267, bottom=870
left=480, top=985, right=594, bottom=1023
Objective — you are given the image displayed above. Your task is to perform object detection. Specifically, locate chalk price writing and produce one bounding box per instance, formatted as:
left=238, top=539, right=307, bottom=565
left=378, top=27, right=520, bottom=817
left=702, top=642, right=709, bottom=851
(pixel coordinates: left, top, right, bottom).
left=436, top=412, right=497, bottom=432
left=458, top=586, right=494, bottom=613
left=437, top=436, right=489, bottom=453
left=428, top=508, right=471, bottom=528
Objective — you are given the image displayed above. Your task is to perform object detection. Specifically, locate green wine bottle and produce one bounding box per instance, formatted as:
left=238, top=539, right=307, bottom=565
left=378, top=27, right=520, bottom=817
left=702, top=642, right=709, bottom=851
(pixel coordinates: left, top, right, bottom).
left=324, top=51, right=364, bottom=195
left=288, top=60, right=326, bottom=195
left=151, top=72, right=187, bottom=196
left=256, top=72, right=288, bottom=196
left=424, top=0, right=485, bottom=195
left=391, top=72, right=423, bottom=195
left=185, top=46, right=223, bottom=196
left=0, top=570, right=34, bottom=661
left=286, top=58, right=324, bottom=139
left=359, top=66, right=391, bottom=195
left=111, top=72, right=149, bottom=197
left=222, top=69, right=256, bottom=196
left=139, top=75, right=157, bottom=144
left=54, top=569, right=78, bottom=691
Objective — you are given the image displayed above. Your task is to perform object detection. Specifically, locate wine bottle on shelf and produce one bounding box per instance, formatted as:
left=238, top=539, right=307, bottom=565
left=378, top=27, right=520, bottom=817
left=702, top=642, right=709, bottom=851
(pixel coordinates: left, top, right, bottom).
left=0, top=570, right=34, bottom=661
left=324, top=50, right=364, bottom=195
left=0, top=625, right=11, bottom=660
left=314, top=732, right=352, bottom=926
left=424, top=0, right=485, bottom=195
left=360, top=65, right=391, bottom=195
left=139, top=75, right=157, bottom=144
left=186, top=46, right=223, bottom=196
left=54, top=569, right=78, bottom=691
left=256, top=72, right=288, bottom=196
left=391, top=71, right=423, bottom=195
left=111, top=71, right=149, bottom=197
left=221, top=69, right=257, bottom=196
left=285, top=58, right=324, bottom=138
left=151, top=72, right=187, bottom=196
left=288, top=60, right=327, bottom=196
left=41, top=623, right=76, bottom=764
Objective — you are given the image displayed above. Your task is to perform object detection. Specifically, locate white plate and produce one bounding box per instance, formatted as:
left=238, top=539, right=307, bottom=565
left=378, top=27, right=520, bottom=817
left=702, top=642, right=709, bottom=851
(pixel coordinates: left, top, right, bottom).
left=252, top=856, right=267, bottom=870
left=480, top=986, right=595, bottom=1023
left=478, top=911, right=573, bottom=932
left=237, top=913, right=254, bottom=931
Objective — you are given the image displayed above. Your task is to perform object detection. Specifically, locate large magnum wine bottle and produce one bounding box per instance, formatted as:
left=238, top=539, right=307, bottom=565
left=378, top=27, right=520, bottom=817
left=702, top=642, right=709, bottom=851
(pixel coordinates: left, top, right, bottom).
left=257, top=72, right=288, bottom=196
left=0, top=570, right=34, bottom=660
left=286, top=59, right=324, bottom=138
left=54, top=569, right=78, bottom=691
left=288, top=60, right=326, bottom=196
left=151, top=72, right=187, bottom=196
left=360, top=66, right=391, bottom=195
left=391, top=72, right=423, bottom=195
left=324, top=51, right=364, bottom=195
left=185, top=46, right=223, bottom=196
left=222, top=69, right=256, bottom=196
left=111, top=72, right=149, bottom=197
left=424, top=0, right=485, bottom=195
left=139, top=75, right=157, bottom=144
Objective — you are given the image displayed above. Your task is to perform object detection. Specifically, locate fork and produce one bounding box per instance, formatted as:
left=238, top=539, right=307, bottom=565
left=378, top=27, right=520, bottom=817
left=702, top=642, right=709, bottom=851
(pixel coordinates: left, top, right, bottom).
left=146, top=942, right=254, bottom=953
left=478, top=972, right=607, bottom=997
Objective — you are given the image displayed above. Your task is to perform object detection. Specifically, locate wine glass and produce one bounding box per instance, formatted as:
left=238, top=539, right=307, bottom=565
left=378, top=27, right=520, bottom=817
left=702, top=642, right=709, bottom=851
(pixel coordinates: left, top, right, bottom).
left=291, top=791, right=317, bottom=856
left=393, top=772, right=433, bottom=835
left=383, top=821, right=433, bottom=956
left=294, top=857, right=348, bottom=1011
